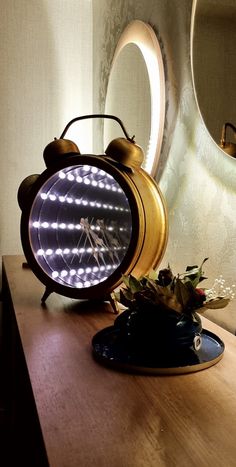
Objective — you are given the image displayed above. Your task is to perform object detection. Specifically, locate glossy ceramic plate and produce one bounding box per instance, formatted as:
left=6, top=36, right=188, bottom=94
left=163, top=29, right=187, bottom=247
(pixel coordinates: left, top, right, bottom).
left=92, top=327, right=225, bottom=375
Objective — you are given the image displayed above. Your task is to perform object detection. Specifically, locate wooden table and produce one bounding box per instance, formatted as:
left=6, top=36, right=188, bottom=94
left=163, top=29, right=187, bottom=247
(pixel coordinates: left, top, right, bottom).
left=2, top=255, right=236, bottom=467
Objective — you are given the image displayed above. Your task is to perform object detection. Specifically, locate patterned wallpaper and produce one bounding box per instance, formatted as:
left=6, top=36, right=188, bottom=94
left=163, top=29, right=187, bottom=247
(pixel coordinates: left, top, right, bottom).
left=93, top=0, right=236, bottom=332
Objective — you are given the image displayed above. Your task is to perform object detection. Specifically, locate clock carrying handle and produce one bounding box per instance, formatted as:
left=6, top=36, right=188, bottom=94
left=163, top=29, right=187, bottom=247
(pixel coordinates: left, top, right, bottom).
left=59, top=114, right=135, bottom=142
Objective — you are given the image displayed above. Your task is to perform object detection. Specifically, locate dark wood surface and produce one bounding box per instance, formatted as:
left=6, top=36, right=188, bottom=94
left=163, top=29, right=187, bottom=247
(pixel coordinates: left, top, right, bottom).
left=2, top=254, right=236, bottom=467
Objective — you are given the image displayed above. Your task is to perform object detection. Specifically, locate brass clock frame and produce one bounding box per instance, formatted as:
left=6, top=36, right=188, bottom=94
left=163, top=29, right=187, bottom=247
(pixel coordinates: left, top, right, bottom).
left=18, top=115, right=168, bottom=304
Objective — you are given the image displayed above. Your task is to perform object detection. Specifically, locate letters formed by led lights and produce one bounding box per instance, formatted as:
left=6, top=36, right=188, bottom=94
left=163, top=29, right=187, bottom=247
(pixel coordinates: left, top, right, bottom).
left=29, top=164, right=132, bottom=289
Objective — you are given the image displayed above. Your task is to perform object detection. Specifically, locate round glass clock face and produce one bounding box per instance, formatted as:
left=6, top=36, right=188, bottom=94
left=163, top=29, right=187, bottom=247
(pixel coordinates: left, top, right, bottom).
left=29, top=164, right=132, bottom=289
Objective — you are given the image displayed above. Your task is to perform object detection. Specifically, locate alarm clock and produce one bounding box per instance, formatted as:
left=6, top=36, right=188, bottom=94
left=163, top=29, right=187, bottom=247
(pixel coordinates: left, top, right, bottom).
left=18, top=114, right=168, bottom=305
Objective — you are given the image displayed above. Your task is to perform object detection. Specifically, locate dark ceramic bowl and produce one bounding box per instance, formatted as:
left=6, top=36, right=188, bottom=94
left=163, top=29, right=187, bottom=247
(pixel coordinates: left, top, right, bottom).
left=114, top=307, right=202, bottom=352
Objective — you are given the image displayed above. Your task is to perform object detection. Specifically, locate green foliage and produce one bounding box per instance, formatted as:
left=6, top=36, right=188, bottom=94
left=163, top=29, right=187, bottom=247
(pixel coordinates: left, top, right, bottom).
left=115, top=258, right=230, bottom=317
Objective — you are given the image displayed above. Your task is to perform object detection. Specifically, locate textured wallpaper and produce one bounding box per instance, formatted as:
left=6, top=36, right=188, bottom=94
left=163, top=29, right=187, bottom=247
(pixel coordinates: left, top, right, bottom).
left=0, top=0, right=93, bottom=258
left=93, top=0, right=236, bottom=332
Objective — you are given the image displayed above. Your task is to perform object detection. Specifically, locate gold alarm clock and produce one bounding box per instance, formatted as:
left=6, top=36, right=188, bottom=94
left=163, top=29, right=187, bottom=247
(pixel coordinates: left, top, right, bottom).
left=18, top=115, right=168, bottom=304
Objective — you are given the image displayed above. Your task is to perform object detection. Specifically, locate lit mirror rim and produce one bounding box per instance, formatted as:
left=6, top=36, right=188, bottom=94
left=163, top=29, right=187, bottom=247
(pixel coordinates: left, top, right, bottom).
left=105, top=20, right=165, bottom=176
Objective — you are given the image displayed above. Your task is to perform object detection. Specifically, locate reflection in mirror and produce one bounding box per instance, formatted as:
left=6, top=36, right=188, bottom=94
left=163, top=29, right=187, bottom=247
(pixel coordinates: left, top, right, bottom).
left=104, top=20, right=165, bottom=176
left=191, top=0, right=236, bottom=157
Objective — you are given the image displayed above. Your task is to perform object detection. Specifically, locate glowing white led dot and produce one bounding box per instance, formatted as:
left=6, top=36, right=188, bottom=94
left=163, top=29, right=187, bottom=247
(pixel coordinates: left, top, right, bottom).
left=82, top=200, right=88, bottom=206
left=99, top=182, right=104, bottom=189
left=109, top=205, right=113, bottom=210
left=41, top=193, right=47, bottom=200
left=59, top=223, right=66, bottom=229
left=84, top=179, right=90, bottom=185
left=78, top=268, right=84, bottom=275
left=59, top=172, right=66, bottom=179
left=42, top=222, right=49, bottom=228
left=51, top=222, right=58, bottom=229
left=89, top=201, right=95, bottom=207
left=61, top=270, right=68, bottom=277
left=66, top=197, right=73, bottom=204
left=93, top=266, right=99, bottom=273
left=46, top=249, right=53, bottom=255
left=106, top=265, right=111, bottom=270
left=118, top=188, right=122, bottom=193
left=68, top=224, right=74, bottom=230
left=52, top=271, right=59, bottom=278
left=93, top=280, right=99, bottom=285
left=59, top=196, right=65, bottom=203
left=70, top=269, right=76, bottom=276
left=99, top=170, right=105, bottom=176
left=56, top=249, right=62, bottom=254
left=91, top=181, right=98, bottom=187
left=105, top=184, right=111, bottom=190
left=33, top=221, right=40, bottom=228
left=49, top=194, right=56, bottom=201
left=112, top=186, right=117, bottom=192
left=75, top=199, right=81, bottom=204
left=72, top=248, right=78, bottom=254
left=103, top=204, right=108, bottom=209
left=100, top=266, right=105, bottom=271
left=96, top=203, right=101, bottom=208
left=91, top=167, right=98, bottom=174
left=37, top=249, right=44, bottom=255
left=76, top=176, right=82, bottom=183
left=84, top=281, right=91, bottom=287
left=63, top=248, right=70, bottom=254
left=76, top=282, right=83, bottom=288
left=85, top=267, right=92, bottom=274
left=79, top=248, right=85, bottom=254
left=67, top=174, right=74, bottom=181
left=75, top=224, right=81, bottom=230
left=84, top=165, right=90, bottom=172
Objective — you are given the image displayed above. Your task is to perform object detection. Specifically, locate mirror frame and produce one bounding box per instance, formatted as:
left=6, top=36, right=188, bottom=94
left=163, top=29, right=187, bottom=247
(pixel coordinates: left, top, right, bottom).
left=105, top=20, right=165, bottom=176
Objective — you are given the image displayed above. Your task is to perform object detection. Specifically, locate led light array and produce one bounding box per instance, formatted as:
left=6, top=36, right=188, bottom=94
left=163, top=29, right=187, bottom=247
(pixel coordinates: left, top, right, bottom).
left=58, top=168, right=121, bottom=193
left=32, top=221, right=128, bottom=232
left=50, top=263, right=119, bottom=289
left=36, top=246, right=127, bottom=256
left=38, top=194, right=129, bottom=213
left=51, top=263, right=117, bottom=279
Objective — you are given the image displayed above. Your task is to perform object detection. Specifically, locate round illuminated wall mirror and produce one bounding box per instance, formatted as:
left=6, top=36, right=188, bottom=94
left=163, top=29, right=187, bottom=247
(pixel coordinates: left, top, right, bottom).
left=104, top=20, right=165, bottom=176
left=191, top=0, right=236, bottom=157
left=18, top=115, right=168, bottom=306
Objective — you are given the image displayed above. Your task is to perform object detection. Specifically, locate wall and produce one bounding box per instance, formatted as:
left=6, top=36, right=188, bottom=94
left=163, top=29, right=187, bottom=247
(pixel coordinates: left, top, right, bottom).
left=93, top=0, right=236, bottom=332
left=0, top=0, right=92, bottom=262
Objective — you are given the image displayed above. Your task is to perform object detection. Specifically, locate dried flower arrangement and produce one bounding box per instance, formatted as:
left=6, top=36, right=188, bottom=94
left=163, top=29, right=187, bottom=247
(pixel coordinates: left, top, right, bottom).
left=115, top=258, right=234, bottom=316
left=112, top=258, right=234, bottom=352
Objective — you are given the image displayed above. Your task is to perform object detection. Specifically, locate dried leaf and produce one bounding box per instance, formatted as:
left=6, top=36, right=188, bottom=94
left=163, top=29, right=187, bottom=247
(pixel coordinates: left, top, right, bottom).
left=128, top=275, right=143, bottom=293
left=174, top=278, right=192, bottom=309
left=204, top=298, right=230, bottom=309
left=147, top=269, right=158, bottom=281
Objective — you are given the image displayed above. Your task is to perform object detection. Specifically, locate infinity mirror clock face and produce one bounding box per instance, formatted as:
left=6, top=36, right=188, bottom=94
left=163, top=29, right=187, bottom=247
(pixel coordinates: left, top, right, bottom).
left=29, top=163, right=132, bottom=290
